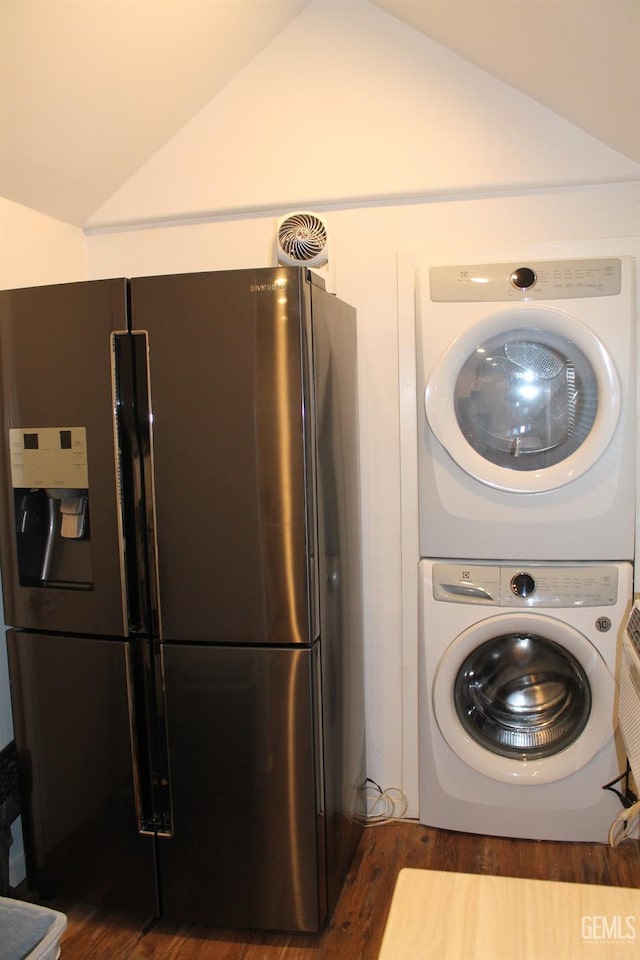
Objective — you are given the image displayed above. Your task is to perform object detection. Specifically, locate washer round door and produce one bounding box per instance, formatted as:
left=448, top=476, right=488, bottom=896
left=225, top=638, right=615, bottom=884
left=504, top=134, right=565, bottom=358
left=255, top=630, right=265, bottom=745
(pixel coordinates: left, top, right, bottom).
left=432, top=612, right=615, bottom=784
left=424, top=305, right=620, bottom=493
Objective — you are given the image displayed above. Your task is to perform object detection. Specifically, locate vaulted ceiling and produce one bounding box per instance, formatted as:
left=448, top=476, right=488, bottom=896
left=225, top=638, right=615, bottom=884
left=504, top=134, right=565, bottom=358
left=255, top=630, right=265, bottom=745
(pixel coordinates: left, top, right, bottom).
left=1, top=0, right=638, bottom=227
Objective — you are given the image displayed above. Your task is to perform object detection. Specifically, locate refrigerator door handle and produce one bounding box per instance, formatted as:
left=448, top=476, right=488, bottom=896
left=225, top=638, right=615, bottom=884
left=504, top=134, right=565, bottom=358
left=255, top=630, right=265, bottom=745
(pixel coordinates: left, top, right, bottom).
left=111, top=330, right=158, bottom=634
left=112, top=331, right=173, bottom=838
left=124, top=636, right=173, bottom=837
left=124, top=640, right=159, bottom=836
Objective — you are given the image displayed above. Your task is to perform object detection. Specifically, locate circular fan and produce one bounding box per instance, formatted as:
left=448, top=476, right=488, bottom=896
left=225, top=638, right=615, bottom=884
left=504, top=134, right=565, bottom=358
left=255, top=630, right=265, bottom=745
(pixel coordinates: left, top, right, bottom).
left=276, top=211, right=329, bottom=267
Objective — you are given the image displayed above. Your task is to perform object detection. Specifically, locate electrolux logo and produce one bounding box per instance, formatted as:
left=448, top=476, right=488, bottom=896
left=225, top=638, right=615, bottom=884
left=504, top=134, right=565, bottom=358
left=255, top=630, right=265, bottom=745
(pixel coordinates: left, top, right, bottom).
left=250, top=280, right=288, bottom=293
left=581, top=914, right=637, bottom=944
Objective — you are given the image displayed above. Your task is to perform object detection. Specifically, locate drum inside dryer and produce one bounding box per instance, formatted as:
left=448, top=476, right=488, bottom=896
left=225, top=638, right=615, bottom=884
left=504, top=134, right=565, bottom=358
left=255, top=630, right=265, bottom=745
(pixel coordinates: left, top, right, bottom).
left=454, top=328, right=598, bottom=471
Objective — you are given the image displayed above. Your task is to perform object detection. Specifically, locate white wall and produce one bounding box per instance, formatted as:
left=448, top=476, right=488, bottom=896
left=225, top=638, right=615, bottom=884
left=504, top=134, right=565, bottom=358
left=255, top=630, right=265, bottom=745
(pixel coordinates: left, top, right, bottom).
left=87, top=0, right=639, bottom=229
left=0, top=198, right=87, bottom=289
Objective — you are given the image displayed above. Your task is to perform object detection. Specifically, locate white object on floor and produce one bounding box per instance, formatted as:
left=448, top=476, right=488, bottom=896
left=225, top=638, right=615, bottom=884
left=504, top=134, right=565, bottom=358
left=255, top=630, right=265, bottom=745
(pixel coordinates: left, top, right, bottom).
left=0, top=896, right=67, bottom=960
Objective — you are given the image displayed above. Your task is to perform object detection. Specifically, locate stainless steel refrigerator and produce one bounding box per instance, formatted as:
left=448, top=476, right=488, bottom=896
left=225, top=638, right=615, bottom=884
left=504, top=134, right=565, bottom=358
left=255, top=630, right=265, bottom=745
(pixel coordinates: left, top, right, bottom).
left=0, top=267, right=365, bottom=932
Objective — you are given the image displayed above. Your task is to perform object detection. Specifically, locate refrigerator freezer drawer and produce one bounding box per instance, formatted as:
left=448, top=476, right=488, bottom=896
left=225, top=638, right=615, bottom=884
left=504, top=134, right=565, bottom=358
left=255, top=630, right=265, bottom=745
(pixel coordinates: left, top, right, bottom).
left=159, top=642, right=324, bottom=931
left=7, top=630, right=158, bottom=915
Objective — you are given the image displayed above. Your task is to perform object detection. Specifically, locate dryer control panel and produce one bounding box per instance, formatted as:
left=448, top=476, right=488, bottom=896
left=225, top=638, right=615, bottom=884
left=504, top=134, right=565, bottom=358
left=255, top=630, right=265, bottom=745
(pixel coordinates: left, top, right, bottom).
left=429, top=258, right=621, bottom=302
left=432, top=562, right=619, bottom=607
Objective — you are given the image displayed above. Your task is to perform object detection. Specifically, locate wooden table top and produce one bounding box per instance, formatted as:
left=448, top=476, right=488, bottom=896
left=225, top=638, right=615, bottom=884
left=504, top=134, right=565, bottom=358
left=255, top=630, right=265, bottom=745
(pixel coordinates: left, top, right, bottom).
left=378, top=868, right=640, bottom=959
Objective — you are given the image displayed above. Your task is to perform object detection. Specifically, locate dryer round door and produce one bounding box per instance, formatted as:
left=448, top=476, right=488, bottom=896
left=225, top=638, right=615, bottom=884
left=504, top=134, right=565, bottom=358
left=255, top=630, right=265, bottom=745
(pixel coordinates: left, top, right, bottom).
left=432, top=612, right=615, bottom=784
left=424, top=305, right=620, bottom=493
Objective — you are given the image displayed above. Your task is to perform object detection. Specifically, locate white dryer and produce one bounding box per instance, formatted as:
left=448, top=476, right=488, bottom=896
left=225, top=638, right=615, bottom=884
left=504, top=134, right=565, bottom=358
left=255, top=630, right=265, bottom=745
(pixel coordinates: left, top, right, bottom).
left=417, top=257, right=635, bottom=561
left=418, top=559, right=632, bottom=841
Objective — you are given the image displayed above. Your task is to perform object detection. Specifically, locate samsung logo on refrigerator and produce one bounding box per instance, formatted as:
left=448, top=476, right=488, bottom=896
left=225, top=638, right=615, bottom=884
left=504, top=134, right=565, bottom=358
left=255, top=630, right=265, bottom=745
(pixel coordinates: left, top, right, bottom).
left=250, top=280, right=287, bottom=293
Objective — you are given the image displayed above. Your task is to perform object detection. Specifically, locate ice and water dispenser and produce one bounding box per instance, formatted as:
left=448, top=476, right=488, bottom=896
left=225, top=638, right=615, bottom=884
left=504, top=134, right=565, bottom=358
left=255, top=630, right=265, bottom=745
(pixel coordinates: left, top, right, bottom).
left=10, top=426, right=93, bottom=588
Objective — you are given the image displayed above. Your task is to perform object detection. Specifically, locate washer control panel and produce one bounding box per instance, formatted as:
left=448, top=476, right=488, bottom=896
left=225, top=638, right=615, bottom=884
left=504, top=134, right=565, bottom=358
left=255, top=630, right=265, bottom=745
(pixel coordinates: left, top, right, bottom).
left=432, top=563, right=619, bottom=607
left=429, top=258, right=621, bottom=302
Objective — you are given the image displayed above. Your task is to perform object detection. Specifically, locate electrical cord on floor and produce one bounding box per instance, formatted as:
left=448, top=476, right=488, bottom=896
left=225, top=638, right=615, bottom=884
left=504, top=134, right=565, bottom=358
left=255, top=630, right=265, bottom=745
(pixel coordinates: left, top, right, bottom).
left=602, top=762, right=638, bottom=809
left=604, top=762, right=640, bottom=847
left=608, top=798, right=640, bottom=847
left=365, top=777, right=409, bottom=826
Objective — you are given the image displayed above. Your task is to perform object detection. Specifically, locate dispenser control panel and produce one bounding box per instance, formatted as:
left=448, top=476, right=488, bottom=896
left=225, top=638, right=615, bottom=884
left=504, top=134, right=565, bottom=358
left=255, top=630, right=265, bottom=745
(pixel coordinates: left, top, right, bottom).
left=9, top=426, right=89, bottom=489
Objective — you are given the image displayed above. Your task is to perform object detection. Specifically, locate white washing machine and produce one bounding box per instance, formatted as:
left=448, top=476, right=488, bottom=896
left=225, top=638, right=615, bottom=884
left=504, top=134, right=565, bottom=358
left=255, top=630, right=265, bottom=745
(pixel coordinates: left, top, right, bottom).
left=417, top=256, right=635, bottom=561
left=418, top=558, right=632, bottom=842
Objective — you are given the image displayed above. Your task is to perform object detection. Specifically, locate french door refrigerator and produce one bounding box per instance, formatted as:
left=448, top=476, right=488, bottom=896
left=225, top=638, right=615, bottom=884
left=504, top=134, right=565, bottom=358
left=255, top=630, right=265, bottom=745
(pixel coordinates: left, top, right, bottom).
left=0, top=267, right=365, bottom=932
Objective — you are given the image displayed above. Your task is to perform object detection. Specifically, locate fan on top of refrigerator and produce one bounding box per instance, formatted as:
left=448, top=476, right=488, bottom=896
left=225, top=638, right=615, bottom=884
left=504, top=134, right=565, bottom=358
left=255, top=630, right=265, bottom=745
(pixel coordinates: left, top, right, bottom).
left=276, top=211, right=329, bottom=267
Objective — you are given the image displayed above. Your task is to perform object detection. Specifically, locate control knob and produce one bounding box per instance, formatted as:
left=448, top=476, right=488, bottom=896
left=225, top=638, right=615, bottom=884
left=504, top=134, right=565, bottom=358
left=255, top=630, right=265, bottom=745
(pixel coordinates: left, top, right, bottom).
left=511, top=266, right=537, bottom=290
left=511, top=572, right=536, bottom=598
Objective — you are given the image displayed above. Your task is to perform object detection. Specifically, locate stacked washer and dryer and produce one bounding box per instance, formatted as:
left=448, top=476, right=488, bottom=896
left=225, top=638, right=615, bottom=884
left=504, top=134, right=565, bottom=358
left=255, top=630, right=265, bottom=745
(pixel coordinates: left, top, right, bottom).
left=416, top=256, right=635, bottom=842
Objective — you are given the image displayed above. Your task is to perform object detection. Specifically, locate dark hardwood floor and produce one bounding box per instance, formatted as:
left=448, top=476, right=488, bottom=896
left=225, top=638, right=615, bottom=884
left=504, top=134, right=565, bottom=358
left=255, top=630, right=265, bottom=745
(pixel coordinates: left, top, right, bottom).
left=18, top=821, right=640, bottom=959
